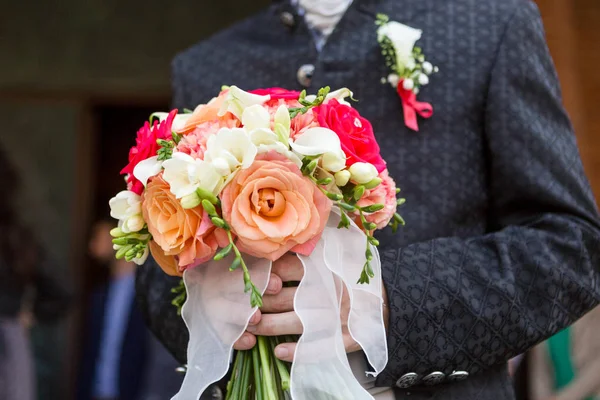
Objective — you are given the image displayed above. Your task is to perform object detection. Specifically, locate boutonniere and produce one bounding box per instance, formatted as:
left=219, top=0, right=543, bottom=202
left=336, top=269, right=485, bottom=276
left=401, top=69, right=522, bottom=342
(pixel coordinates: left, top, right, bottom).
left=376, top=14, right=439, bottom=131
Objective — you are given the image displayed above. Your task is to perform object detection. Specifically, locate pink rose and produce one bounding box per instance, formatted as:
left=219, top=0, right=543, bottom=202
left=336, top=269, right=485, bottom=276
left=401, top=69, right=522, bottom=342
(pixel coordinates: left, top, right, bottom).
left=221, top=151, right=331, bottom=261
left=250, top=88, right=301, bottom=100
left=354, top=169, right=397, bottom=230
left=121, top=109, right=177, bottom=194
left=314, top=99, right=386, bottom=173
left=177, top=119, right=238, bottom=159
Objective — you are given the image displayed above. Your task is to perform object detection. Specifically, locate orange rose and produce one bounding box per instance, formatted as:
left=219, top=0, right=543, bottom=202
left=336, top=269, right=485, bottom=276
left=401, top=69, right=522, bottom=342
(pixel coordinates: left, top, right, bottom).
left=142, top=175, right=218, bottom=276
left=176, top=90, right=238, bottom=135
left=221, top=152, right=332, bottom=261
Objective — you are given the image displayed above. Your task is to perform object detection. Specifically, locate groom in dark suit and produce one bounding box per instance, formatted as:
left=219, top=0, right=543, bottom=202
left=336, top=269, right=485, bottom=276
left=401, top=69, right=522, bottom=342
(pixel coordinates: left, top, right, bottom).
left=135, top=0, right=600, bottom=398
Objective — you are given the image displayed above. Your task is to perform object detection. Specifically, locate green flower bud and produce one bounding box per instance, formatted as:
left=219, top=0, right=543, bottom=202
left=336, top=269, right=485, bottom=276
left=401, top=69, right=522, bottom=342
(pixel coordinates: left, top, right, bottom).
left=339, top=202, right=356, bottom=212
left=201, top=199, right=217, bottom=216
left=180, top=192, right=202, bottom=209
left=196, top=187, right=219, bottom=205
left=214, top=244, right=233, bottom=261
left=326, top=192, right=343, bottom=201
left=364, top=177, right=383, bottom=190
left=110, top=227, right=126, bottom=238
left=115, top=245, right=130, bottom=259
left=211, top=217, right=227, bottom=229
left=361, top=203, right=385, bottom=213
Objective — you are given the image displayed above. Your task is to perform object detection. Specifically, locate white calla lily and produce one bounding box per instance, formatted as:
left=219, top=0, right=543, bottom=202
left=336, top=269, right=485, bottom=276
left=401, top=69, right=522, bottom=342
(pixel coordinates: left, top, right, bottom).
left=290, top=127, right=342, bottom=156
left=109, top=191, right=144, bottom=233
left=377, top=21, right=422, bottom=71
left=218, top=86, right=270, bottom=120
left=153, top=112, right=192, bottom=132
left=242, top=104, right=271, bottom=132
left=162, top=152, right=222, bottom=198
left=205, top=128, right=258, bottom=176
left=290, top=127, right=347, bottom=172
left=133, top=156, right=163, bottom=187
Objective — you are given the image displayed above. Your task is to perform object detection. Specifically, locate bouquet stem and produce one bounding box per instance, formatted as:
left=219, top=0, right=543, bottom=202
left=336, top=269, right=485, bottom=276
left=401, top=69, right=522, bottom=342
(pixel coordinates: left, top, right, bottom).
left=226, top=336, right=293, bottom=399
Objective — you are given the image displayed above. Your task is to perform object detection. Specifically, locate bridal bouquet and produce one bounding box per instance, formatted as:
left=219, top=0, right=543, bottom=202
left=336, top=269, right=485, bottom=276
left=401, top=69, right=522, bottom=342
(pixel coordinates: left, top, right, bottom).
left=109, top=86, right=405, bottom=399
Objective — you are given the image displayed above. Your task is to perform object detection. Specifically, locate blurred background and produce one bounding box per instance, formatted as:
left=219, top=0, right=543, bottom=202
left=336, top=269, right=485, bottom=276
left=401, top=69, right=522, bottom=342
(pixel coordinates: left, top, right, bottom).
left=0, top=0, right=598, bottom=399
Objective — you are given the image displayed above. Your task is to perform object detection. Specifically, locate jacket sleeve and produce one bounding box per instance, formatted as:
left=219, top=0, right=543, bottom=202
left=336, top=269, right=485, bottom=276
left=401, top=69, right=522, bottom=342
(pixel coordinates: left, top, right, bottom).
left=375, top=2, right=600, bottom=387
left=134, top=54, right=193, bottom=363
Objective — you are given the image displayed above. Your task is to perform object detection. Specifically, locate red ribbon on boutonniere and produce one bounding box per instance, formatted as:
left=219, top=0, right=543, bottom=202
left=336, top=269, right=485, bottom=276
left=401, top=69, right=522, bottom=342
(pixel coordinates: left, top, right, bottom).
left=396, top=80, right=433, bottom=132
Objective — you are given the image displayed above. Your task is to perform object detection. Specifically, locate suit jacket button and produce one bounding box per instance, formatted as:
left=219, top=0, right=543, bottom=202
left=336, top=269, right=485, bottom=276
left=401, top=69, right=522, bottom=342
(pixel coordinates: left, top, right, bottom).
left=297, top=64, right=315, bottom=87
left=422, top=371, right=445, bottom=386
left=448, top=371, right=469, bottom=382
left=280, top=11, right=295, bottom=27
left=395, top=372, right=419, bottom=388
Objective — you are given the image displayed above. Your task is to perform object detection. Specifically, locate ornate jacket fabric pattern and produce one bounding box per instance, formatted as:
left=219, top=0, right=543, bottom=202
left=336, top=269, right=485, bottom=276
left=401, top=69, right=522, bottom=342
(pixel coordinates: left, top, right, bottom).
left=135, top=0, right=600, bottom=398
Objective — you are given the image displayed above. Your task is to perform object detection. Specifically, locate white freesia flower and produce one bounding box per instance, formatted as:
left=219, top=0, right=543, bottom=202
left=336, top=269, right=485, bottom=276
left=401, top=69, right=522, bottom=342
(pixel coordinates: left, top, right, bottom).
left=162, top=152, right=222, bottom=198
left=218, top=86, right=270, bottom=120
left=205, top=128, right=258, bottom=177
left=132, top=247, right=149, bottom=265
left=378, top=21, right=422, bottom=71
left=334, top=170, right=351, bottom=187
left=349, top=162, right=378, bottom=184
left=133, top=156, right=163, bottom=188
left=109, top=191, right=144, bottom=233
left=242, top=104, right=271, bottom=132
left=273, top=104, right=291, bottom=145
left=290, top=127, right=346, bottom=172
left=249, top=127, right=302, bottom=168
left=153, top=112, right=192, bottom=131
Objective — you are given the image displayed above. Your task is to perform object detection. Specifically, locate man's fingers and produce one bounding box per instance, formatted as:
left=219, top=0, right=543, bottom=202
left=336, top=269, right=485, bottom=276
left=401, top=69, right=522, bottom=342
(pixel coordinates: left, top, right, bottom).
left=274, top=342, right=296, bottom=362
left=261, top=287, right=296, bottom=313
left=264, top=273, right=282, bottom=295
left=233, top=332, right=256, bottom=351
left=246, top=311, right=303, bottom=336
left=248, top=309, right=262, bottom=326
left=271, top=253, right=304, bottom=282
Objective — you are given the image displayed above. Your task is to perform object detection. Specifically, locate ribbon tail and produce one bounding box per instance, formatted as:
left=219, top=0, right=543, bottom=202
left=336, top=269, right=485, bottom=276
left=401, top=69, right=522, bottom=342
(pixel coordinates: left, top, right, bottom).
left=401, top=98, right=420, bottom=132
left=173, top=256, right=271, bottom=400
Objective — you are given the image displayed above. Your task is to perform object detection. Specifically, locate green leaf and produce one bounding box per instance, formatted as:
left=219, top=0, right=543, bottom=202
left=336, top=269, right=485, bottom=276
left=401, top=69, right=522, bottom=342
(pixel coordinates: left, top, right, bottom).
left=353, top=185, right=365, bottom=201
left=183, top=108, right=193, bottom=114
left=214, top=244, right=233, bottom=261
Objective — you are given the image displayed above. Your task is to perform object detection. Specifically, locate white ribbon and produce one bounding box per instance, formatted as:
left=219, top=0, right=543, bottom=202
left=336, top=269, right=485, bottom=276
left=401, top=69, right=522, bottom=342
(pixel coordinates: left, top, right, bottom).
left=174, top=211, right=387, bottom=399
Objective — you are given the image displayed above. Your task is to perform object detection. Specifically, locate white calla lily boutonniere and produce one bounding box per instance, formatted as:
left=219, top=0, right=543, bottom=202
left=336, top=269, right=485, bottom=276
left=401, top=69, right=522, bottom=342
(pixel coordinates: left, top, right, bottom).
left=376, top=14, right=439, bottom=131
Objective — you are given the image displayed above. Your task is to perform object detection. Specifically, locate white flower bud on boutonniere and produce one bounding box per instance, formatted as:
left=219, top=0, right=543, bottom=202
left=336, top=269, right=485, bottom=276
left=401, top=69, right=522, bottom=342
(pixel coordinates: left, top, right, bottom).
left=402, top=78, right=415, bottom=91
left=422, top=61, right=433, bottom=75
left=349, top=162, right=378, bottom=184
left=418, top=73, right=429, bottom=86
left=387, top=74, right=400, bottom=88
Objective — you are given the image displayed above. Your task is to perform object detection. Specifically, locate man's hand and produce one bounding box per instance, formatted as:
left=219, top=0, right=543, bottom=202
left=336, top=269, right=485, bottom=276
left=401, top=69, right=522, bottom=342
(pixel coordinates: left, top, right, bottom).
left=233, top=253, right=389, bottom=362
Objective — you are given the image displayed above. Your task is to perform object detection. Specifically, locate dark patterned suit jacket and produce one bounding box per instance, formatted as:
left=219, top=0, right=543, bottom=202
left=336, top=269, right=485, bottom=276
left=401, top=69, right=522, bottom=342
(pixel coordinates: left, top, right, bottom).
left=135, top=0, right=600, bottom=398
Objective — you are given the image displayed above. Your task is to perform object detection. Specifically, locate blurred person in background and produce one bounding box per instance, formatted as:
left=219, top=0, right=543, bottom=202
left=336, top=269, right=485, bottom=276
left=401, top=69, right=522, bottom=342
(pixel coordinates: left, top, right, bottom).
left=77, top=219, right=185, bottom=400
left=0, top=147, right=72, bottom=400
left=528, top=305, right=600, bottom=400
left=77, top=219, right=149, bottom=400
